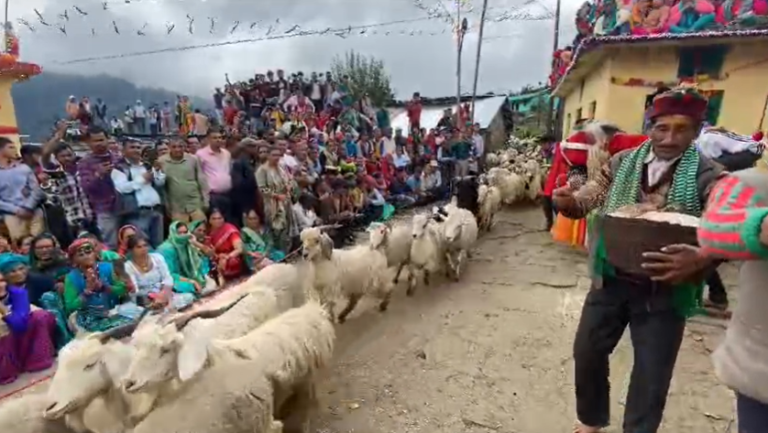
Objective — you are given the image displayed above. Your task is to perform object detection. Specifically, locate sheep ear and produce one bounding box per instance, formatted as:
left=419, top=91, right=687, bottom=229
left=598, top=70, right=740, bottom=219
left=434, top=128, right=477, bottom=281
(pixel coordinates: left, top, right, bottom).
left=176, top=327, right=211, bottom=382
left=320, top=234, right=334, bottom=260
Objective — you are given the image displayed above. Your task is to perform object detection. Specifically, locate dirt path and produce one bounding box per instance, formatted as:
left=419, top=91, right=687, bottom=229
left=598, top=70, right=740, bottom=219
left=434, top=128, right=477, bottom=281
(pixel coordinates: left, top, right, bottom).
left=0, top=207, right=736, bottom=433
left=314, top=207, right=736, bottom=433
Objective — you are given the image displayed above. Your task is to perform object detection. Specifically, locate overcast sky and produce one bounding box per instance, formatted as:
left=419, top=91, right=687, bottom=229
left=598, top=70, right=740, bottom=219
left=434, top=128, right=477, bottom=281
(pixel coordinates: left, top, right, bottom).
left=14, top=0, right=583, bottom=99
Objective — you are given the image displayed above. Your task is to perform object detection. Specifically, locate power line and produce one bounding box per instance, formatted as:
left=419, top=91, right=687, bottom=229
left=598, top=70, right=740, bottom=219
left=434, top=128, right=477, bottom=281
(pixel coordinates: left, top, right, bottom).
left=55, top=10, right=550, bottom=64
left=55, top=17, right=437, bottom=64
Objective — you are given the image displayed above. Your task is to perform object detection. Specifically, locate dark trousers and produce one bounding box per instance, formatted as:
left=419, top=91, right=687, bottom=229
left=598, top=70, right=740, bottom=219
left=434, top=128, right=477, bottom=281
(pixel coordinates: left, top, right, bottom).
left=737, top=393, right=768, bottom=433
left=706, top=270, right=728, bottom=305
left=574, top=275, right=685, bottom=432
left=542, top=196, right=555, bottom=230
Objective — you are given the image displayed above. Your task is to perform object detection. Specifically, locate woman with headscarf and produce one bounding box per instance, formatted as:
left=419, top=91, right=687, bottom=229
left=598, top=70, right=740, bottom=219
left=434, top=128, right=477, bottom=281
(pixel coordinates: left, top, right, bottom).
left=157, top=222, right=215, bottom=294
left=241, top=210, right=286, bottom=272
left=63, top=239, right=136, bottom=333
left=116, top=225, right=140, bottom=257
left=205, top=208, right=245, bottom=282
left=3, top=249, right=72, bottom=349
left=256, top=146, right=295, bottom=252
left=0, top=254, right=56, bottom=384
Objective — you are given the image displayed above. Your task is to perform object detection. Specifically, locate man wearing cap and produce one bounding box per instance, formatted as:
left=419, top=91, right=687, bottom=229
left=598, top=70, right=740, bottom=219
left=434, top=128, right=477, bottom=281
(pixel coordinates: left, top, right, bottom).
left=553, top=85, right=723, bottom=433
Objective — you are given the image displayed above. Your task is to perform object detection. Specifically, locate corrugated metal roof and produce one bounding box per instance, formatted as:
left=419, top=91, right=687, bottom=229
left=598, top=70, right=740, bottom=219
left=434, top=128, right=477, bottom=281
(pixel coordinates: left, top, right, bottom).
left=390, top=96, right=506, bottom=134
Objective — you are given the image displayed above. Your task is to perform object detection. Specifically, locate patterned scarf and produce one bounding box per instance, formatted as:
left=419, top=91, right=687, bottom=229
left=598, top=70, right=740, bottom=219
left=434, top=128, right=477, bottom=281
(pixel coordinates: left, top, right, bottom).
left=594, top=141, right=704, bottom=318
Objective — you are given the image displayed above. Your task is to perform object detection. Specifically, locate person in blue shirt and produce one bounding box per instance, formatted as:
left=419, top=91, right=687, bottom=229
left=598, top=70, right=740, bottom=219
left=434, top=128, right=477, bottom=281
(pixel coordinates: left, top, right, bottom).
left=388, top=168, right=417, bottom=208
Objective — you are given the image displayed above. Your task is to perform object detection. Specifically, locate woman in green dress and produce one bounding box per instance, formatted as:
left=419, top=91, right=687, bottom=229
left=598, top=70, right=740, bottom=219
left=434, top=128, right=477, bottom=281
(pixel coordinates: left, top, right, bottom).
left=157, top=221, right=215, bottom=295
left=241, top=210, right=286, bottom=272
left=255, top=147, right=295, bottom=252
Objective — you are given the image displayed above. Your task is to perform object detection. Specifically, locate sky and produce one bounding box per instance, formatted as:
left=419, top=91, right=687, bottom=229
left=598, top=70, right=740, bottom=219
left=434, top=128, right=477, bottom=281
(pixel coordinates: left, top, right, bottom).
left=13, top=0, right=585, bottom=99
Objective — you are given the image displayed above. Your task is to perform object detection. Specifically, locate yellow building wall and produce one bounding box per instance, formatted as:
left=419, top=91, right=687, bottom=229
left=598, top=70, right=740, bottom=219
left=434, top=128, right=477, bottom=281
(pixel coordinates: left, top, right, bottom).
left=560, top=40, right=768, bottom=136
left=0, top=77, right=21, bottom=150
left=559, top=59, right=613, bottom=137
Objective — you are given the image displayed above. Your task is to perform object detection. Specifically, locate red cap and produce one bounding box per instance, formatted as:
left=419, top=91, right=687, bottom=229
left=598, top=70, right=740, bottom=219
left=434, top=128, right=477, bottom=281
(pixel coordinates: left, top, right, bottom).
left=648, top=85, right=708, bottom=122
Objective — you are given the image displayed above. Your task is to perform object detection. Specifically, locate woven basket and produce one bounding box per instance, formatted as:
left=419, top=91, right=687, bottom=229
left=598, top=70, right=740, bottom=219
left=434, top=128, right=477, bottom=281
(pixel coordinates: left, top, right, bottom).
left=600, top=215, right=699, bottom=275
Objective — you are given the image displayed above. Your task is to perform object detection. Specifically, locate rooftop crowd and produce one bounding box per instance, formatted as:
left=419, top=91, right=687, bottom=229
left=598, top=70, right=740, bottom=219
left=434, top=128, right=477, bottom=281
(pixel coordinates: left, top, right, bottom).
left=0, top=68, right=486, bottom=386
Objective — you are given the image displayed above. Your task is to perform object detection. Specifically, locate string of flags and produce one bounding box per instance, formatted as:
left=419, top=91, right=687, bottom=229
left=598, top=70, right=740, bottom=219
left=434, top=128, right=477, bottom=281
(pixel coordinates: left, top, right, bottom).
left=15, top=2, right=551, bottom=37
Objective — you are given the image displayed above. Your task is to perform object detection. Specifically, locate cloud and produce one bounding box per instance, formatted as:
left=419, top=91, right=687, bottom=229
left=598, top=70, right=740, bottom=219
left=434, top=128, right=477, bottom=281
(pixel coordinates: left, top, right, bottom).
left=15, top=0, right=585, bottom=99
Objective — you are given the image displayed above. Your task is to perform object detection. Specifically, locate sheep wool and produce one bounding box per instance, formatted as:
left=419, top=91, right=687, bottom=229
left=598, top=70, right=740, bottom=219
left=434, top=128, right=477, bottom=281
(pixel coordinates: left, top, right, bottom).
left=131, top=360, right=284, bottom=433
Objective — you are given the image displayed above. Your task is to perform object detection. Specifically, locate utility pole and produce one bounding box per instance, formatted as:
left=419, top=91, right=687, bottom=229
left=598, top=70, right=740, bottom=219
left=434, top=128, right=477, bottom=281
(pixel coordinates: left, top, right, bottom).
left=545, top=0, right=562, bottom=136
left=456, top=3, right=465, bottom=111
left=3, top=0, right=9, bottom=52
left=470, top=0, right=490, bottom=123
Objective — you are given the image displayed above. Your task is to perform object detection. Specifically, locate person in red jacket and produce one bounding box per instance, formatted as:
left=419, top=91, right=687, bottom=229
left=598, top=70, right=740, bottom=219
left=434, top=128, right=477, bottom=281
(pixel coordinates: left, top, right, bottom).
left=406, top=92, right=422, bottom=131
left=544, top=121, right=646, bottom=241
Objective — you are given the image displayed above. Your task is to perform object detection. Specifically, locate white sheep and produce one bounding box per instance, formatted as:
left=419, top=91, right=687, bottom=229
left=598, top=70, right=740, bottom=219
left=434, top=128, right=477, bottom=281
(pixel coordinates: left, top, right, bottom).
left=485, top=152, right=500, bottom=168
left=129, top=301, right=335, bottom=433
left=487, top=167, right=526, bottom=205
left=477, top=184, right=502, bottom=232
left=300, top=227, right=393, bottom=324
left=368, top=221, right=412, bottom=284
left=522, top=159, right=543, bottom=201
left=244, top=262, right=311, bottom=311
left=440, top=205, right=479, bottom=280
left=43, top=333, right=158, bottom=433
left=0, top=393, right=77, bottom=433
left=130, top=360, right=284, bottom=433
left=407, top=212, right=447, bottom=296
left=121, top=291, right=279, bottom=395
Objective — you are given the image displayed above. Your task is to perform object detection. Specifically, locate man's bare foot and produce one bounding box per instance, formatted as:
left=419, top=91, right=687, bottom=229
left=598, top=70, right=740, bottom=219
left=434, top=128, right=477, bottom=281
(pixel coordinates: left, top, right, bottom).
left=573, top=422, right=601, bottom=433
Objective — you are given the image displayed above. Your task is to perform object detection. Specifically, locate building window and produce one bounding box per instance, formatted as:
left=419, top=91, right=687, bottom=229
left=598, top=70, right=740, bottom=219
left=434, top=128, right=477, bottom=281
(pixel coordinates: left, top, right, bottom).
left=677, top=45, right=728, bottom=79
left=575, top=108, right=583, bottom=122
left=588, top=101, right=597, bottom=119
left=702, top=90, right=724, bottom=126
left=566, top=113, right=571, bottom=136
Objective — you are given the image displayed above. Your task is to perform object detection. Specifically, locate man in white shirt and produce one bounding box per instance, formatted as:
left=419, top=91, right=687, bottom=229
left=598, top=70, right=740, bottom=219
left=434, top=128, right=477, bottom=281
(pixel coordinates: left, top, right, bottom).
left=133, top=100, right=147, bottom=134
left=421, top=160, right=443, bottom=198
left=293, top=193, right=319, bottom=231
left=111, top=139, right=166, bottom=247
left=393, top=146, right=411, bottom=169
left=472, top=123, right=485, bottom=172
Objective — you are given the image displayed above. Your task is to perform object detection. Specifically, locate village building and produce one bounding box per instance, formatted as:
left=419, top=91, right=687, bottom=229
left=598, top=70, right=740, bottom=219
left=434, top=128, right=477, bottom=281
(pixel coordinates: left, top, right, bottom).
left=552, top=30, right=768, bottom=137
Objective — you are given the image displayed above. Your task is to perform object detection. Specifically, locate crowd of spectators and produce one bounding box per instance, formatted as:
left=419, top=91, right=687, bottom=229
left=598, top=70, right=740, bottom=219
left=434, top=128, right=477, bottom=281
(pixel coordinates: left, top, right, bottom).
left=0, top=69, right=486, bottom=386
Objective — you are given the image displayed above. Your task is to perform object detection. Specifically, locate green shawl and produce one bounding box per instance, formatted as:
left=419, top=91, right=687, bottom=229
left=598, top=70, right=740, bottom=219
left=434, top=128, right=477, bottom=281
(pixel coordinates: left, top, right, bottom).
left=595, top=141, right=704, bottom=318
left=158, top=221, right=206, bottom=285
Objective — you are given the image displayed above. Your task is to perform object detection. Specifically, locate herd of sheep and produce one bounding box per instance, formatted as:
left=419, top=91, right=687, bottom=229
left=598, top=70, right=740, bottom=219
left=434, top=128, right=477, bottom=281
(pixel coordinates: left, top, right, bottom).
left=0, top=142, right=546, bottom=433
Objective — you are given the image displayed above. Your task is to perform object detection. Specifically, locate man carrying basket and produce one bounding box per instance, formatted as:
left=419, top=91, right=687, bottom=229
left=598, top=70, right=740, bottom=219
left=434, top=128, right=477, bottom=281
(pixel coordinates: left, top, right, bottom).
left=553, top=84, right=724, bottom=433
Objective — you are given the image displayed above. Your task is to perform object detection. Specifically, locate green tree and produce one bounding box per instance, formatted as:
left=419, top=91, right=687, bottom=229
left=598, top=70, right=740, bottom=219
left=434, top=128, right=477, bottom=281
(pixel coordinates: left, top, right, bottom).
left=330, top=51, right=395, bottom=107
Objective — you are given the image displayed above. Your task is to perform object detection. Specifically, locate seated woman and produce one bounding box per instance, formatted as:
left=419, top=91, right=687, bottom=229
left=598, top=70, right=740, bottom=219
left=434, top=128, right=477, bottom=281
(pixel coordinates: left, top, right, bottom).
left=116, top=225, right=140, bottom=257
left=28, top=234, right=73, bottom=347
left=2, top=251, right=72, bottom=349
left=241, top=210, right=286, bottom=272
left=206, top=208, right=246, bottom=282
left=63, top=239, right=136, bottom=333
left=124, top=235, right=196, bottom=312
left=157, top=222, right=216, bottom=295
left=77, top=232, right=131, bottom=293
left=0, top=263, right=56, bottom=385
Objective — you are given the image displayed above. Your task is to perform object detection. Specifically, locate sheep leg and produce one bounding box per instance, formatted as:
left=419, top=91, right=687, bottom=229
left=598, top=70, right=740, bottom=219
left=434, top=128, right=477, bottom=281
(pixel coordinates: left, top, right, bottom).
left=423, top=270, right=430, bottom=286
left=406, top=265, right=418, bottom=296
left=279, top=380, right=315, bottom=433
left=337, top=294, right=362, bottom=324
left=445, top=252, right=457, bottom=279
left=393, top=263, right=406, bottom=284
